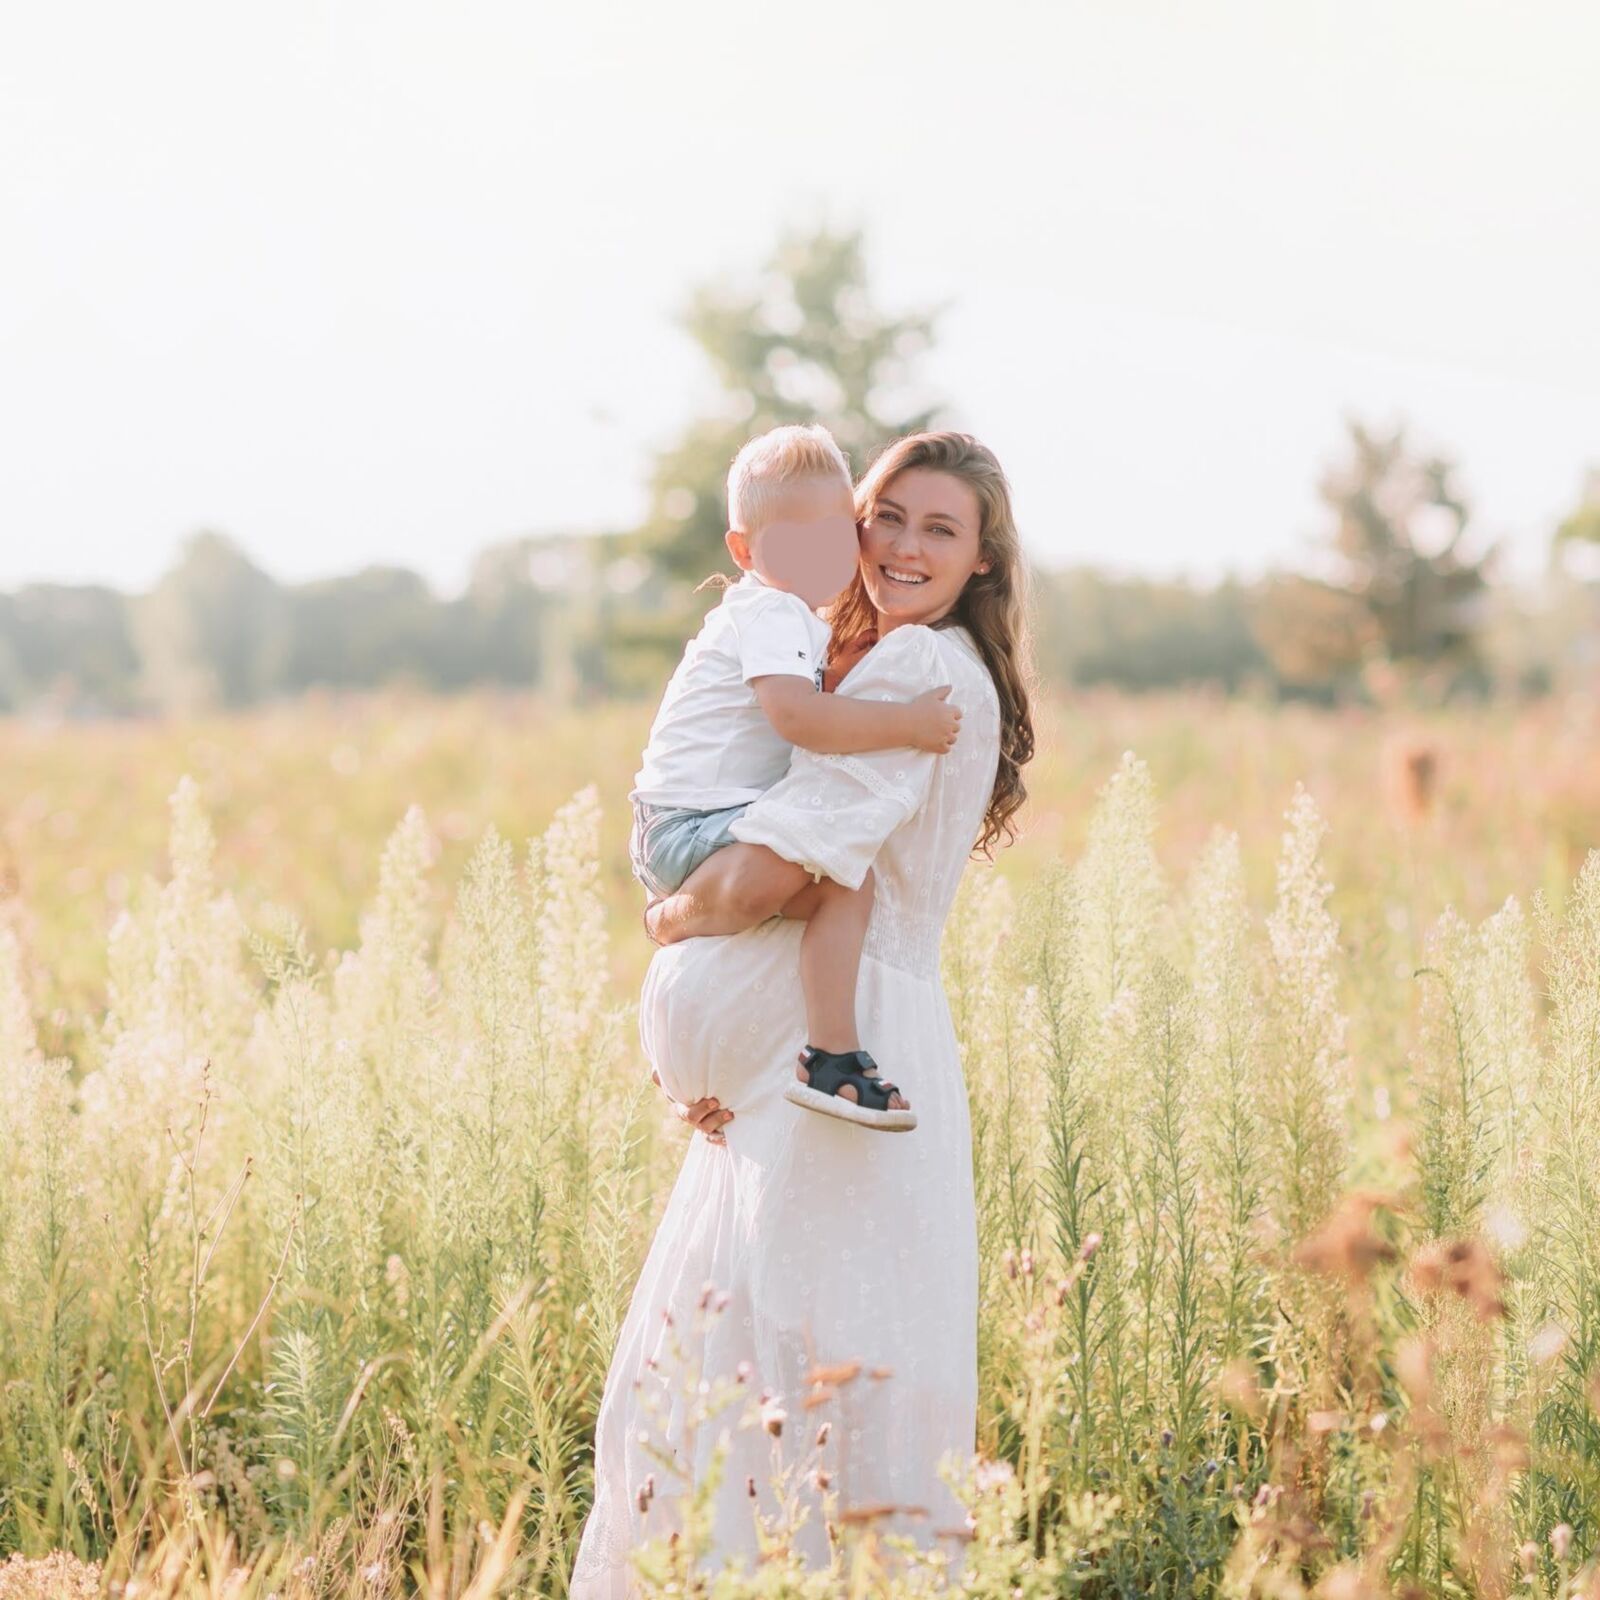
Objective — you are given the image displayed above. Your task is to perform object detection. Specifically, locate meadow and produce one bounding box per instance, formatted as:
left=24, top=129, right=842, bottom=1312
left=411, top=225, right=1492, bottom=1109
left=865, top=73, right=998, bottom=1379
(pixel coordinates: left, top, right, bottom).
left=2, top=688, right=1599, bottom=1598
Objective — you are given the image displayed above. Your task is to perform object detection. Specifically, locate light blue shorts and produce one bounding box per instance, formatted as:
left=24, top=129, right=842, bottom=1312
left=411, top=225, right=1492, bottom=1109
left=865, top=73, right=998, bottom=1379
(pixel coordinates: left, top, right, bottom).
left=628, top=798, right=751, bottom=900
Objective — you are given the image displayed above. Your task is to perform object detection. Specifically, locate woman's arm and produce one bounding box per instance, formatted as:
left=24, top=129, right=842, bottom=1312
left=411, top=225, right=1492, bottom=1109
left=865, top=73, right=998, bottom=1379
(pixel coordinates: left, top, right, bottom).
left=730, top=626, right=951, bottom=892
left=752, top=674, right=960, bottom=755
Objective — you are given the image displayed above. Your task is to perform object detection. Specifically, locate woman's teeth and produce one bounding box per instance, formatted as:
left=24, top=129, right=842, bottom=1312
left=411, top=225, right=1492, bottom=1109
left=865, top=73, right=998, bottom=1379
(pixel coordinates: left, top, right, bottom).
left=882, top=566, right=928, bottom=586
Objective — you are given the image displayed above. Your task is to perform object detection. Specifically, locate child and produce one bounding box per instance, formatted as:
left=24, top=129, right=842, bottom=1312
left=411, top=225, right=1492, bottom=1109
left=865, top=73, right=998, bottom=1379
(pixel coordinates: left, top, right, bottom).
left=629, top=424, right=960, bottom=1132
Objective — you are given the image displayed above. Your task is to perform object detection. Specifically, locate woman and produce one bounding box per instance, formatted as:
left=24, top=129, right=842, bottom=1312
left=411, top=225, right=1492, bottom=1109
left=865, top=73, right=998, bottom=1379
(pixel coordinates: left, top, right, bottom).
left=570, top=433, right=1034, bottom=1596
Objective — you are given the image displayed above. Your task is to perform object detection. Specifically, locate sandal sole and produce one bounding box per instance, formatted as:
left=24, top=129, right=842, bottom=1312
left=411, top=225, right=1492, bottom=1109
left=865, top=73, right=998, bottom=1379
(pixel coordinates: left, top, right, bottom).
left=784, top=1081, right=918, bottom=1132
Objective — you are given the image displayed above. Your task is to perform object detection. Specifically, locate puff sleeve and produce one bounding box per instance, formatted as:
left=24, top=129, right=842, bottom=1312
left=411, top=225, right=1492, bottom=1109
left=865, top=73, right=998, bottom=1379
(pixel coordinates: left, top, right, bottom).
left=727, top=624, right=949, bottom=891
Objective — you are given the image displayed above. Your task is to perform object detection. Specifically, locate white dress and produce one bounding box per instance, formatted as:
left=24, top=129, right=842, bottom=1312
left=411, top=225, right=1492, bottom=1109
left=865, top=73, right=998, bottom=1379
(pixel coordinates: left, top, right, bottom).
left=570, top=622, right=1001, bottom=1597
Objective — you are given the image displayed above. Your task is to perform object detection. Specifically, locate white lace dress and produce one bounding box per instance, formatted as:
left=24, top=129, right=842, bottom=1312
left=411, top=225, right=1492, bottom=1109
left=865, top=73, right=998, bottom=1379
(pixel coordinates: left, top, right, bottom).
left=570, top=622, right=1000, bottom=1597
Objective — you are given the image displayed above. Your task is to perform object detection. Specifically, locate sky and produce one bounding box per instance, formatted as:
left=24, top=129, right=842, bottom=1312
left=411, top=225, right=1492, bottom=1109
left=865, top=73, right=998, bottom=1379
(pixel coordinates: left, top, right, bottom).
left=2, top=0, right=1598, bottom=595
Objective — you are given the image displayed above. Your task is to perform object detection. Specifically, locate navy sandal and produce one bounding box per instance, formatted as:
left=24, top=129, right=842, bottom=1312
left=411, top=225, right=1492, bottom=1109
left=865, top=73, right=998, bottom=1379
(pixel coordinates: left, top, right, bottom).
left=784, top=1047, right=917, bottom=1132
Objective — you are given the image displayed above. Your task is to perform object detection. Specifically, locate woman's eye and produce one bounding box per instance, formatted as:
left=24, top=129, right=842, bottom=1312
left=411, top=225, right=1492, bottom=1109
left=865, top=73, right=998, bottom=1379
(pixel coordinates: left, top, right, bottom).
left=932, top=525, right=955, bottom=538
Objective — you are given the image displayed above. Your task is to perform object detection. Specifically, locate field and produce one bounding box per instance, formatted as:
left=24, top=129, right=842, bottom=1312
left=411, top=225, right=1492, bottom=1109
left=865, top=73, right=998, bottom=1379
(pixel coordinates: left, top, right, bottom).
left=2, top=689, right=1599, bottom=1598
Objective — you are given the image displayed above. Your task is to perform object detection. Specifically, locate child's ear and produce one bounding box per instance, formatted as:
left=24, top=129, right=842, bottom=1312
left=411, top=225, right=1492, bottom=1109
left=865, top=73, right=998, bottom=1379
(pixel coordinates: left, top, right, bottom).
left=724, top=529, right=754, bottom=570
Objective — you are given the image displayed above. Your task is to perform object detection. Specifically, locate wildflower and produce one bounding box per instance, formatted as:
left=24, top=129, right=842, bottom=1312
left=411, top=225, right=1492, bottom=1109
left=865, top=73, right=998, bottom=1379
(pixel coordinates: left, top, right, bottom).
left=806, top=1360, right=861, bottom=1387
left=1002, top=1247, right=1018, bottom=1280
left=974, top=1459, right=1014, bottom=1494
left=1483, top=1203, right=1527, bottom=1251
left=760, top=1398, right=786, bottom=1437
left=839, top=1504, right=899, bottom=1526
left=734, top=1360, right=753, bottom=1384
left=746, top=1476, right=756, bottom=1498
left=1080, top=1232, right=1102, bottom=1261
left=1381, top=736, right=1439, bottom=827
left=1265, top=785, right=1348, bottom=1242
left=1408, top=1237, right=1507, bottom=1320
left=812, top=1468, right=832, bottom=1491
left=1529, top=1322, right=1569, bottom=1364
left=815, top=1421, right=831, bottom=1447
left=1218, top=1360, right=1265, bottom=1423
left=1551, top=1524, right=1573, bottom=1561
left=1394, top=1338, right=1433, bottom=1403
left=1293, top=1191, right=1397, bottom=1286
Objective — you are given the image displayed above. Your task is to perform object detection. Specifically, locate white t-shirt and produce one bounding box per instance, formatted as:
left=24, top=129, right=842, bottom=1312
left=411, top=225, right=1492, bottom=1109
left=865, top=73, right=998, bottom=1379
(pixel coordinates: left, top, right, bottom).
left=631, top=572, right=831, bottom=810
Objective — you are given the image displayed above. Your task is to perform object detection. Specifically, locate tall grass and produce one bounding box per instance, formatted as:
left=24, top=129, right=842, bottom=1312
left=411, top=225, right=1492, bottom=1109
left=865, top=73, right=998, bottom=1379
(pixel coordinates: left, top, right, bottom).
left=1, top=747, right=1599, bottom=1596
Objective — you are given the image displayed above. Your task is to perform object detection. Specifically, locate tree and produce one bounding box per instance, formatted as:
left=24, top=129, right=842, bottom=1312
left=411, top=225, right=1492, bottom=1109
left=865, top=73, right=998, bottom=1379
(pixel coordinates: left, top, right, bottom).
left=136, top=532, right=290, bottom=711
left=1254, top=420, right=1496, bottom=696
left=1553, top=468, right=1600, bottom=563
left=636, top=226, right=944, bottom=583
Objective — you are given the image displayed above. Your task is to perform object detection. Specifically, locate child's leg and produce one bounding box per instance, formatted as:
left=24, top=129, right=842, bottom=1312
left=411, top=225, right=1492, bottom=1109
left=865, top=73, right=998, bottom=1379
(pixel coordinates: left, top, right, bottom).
left=781, top=870, right=872, bottom=1054
left=781, top=870, right=908, bottom=1112
left=646, top=842, right=812, bottom=946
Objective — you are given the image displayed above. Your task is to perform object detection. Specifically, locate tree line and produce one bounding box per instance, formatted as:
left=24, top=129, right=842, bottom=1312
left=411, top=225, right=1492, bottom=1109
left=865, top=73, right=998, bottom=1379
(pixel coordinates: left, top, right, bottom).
left=3, top=228, right=1596, bottom=716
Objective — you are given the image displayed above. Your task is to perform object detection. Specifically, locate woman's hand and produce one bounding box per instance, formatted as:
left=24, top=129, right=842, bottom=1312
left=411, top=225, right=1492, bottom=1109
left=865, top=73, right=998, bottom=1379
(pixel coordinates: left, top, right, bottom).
left=651, top=1067, right=734, bottom=1145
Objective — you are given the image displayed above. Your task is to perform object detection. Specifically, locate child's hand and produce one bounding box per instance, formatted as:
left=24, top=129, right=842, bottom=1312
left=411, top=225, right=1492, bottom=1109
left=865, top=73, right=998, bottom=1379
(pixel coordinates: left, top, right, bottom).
left=908, top=686, right=961, bottom=753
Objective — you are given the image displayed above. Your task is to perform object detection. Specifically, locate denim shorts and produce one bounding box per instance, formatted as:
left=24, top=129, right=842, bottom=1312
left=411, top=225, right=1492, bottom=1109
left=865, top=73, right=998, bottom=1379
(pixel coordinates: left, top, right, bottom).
left=628, top=798, right=752, bottom=900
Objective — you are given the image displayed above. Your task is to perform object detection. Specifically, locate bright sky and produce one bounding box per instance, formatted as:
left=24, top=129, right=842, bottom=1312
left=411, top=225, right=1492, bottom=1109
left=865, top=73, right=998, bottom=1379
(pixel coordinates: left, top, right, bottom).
left=3, top=0, right=1597, bottom=593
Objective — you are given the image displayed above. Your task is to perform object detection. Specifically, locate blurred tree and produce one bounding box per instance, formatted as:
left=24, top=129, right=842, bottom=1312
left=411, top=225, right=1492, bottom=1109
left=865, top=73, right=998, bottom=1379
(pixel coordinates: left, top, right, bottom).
left=0, top=585, right=140, bottom=714
left=1553, top=468, right=1600, bottom=557
left=283, top=567, right=445, bottom=691
left=636, top=226, right=944, bottom=583
left=1254, top=420, right=1495, bottom=695
left=136, top=531, right=290, bottom=711
left=1035, top=569, right=1271, bottom=692
left=1250, top=574, right=1376, bottom=699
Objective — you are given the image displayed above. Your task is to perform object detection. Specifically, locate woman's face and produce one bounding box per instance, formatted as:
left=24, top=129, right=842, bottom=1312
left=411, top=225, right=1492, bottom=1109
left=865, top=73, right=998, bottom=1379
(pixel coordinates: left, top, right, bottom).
left=857, top=468, right=987, bottom=630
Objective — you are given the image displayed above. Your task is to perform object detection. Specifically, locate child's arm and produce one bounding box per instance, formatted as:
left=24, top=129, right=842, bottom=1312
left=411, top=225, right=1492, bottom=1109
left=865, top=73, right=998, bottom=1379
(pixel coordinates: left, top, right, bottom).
left=752, top=675, right=961, bottom=756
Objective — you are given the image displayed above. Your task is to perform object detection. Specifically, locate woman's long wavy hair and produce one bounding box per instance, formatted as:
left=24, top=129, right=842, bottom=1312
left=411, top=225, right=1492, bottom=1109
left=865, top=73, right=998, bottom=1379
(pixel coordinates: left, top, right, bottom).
left=826, top=431, right=1036, bottom=857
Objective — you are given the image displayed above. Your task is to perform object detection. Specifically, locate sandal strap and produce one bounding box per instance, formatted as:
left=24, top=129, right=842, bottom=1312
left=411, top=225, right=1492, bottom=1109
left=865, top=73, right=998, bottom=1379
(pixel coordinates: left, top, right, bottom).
left=798, top=1048, right=902, bottom=1113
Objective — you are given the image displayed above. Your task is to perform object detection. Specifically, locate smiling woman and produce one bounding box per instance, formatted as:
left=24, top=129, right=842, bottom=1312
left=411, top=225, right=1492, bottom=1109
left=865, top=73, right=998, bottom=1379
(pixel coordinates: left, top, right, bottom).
left=828, top=434, right=1036, bottom=859
left=570, top=433, right=1034, bottom=1595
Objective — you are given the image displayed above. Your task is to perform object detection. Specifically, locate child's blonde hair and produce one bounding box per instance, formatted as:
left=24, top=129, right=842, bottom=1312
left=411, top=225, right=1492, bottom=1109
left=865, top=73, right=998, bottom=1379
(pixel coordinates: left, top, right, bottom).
left=726, top=424, right=851, bottom=535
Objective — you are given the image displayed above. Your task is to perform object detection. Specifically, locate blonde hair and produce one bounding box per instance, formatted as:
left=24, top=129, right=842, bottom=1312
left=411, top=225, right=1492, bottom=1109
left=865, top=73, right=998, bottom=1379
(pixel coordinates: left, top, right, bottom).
left=827, top=431, right=1036, bottom=858
left=726, top=424, right=851, bottom=535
